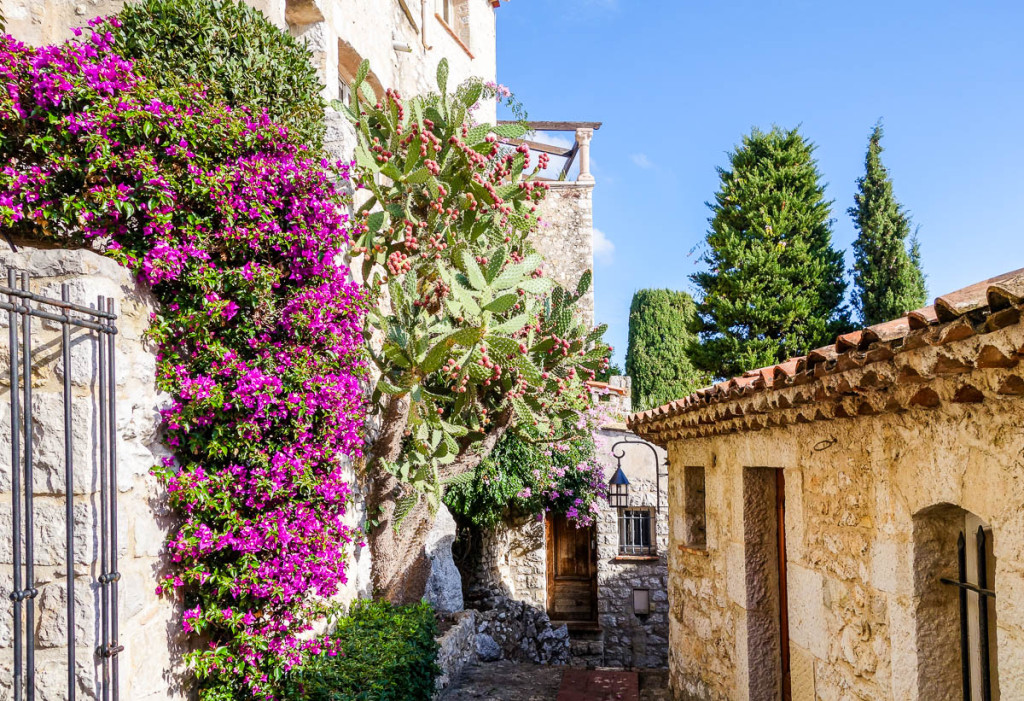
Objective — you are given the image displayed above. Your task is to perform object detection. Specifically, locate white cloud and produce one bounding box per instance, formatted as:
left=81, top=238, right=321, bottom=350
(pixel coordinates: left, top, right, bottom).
left=593, top=227, right=615, bottom=265
left=630, top=153, right=653, bottom=169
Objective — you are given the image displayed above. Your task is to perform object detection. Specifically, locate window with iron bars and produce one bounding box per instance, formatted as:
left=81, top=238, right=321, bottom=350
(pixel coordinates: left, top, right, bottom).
left=618, top=508, right=654, bottom=556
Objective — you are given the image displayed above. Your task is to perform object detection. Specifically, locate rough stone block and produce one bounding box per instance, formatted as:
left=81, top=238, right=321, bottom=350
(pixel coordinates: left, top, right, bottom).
left=786, top=564, right=828, bottom=659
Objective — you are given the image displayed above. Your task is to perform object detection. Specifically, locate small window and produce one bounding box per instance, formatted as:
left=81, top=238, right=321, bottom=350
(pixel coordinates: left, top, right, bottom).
left=683, top=466, right=707, bottom=549
left=437, top=0, right=471, bottom=48
left=338, top=78, right=352, bottom=105
left=619, top=508, right=654, bottom=556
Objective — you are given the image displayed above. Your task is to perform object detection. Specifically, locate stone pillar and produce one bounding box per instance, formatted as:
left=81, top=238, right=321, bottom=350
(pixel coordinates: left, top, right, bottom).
left=575, top=128, right=594, bottom=183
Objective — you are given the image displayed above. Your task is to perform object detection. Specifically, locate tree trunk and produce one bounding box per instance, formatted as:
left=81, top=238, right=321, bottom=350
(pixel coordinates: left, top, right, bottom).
left=366, top=406, right=514, bottom=604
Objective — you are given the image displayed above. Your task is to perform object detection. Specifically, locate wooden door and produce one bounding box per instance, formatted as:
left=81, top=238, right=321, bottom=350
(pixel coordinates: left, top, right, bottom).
left=777, top=469, right=792, bottom=701
left=546, top=513, right=597, bottom=622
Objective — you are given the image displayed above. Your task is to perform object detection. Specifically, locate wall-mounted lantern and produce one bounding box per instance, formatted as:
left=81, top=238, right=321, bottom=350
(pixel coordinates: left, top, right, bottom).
left=608, top=465, right=630, bottom=508
left=632, top=588, right=651, bottom=616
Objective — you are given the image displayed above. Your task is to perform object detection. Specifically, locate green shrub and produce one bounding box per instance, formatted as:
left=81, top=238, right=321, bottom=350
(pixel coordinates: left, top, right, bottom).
left=284, top=601, right=441, bottom=701
left=108, top=0, right=326, bottom=146
left=625, top=289, right=709, bottom=411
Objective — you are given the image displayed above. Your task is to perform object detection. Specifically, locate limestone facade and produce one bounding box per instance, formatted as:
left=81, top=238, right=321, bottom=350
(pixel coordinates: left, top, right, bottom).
left=532, top=181, right=596, bottom=326
left=629, top=269, right=1024, bottom=700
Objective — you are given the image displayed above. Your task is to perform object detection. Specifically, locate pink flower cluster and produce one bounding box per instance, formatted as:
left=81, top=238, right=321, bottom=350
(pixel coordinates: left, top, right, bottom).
left=1, top=23, right=366, bottom=699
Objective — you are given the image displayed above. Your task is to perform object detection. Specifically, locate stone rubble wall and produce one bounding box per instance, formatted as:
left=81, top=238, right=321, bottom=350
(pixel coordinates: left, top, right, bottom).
left=0, top=245, right=180, bottom=700
left=474, top=597, right=569, bottom=665
left=662, top=320, right=1024, bottom=699
left=434, top=609, right=476, bottom=694
left=532, top=182, right=595, bottom=326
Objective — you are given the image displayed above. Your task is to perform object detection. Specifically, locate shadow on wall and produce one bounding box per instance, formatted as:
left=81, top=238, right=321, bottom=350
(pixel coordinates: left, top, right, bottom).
left=597, top=557, right=669, bottom=670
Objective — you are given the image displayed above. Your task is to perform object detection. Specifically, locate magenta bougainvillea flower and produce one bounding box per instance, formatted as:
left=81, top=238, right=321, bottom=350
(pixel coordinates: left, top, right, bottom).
left=1, top=20, right=366, bottom=700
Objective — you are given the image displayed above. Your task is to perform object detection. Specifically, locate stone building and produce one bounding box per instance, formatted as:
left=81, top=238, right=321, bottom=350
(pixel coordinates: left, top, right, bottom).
left=628, top=268, right=1024, bottom=701
left=461, top=377, right=671, bottom=669
left=2, top=1, right=610, bottom=698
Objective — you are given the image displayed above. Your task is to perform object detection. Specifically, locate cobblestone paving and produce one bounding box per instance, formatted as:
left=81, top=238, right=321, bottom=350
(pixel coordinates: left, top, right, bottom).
left=439, top=662, right=668, bottom=701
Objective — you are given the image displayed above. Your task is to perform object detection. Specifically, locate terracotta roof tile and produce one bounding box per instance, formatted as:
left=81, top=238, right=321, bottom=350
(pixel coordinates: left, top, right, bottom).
left=627, top=268, right=1024, bottom=437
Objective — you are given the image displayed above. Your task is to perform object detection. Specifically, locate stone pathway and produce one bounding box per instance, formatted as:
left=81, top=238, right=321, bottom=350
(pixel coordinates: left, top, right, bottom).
left=556, top=668, right=638, bottom=701
left=439, top=662, right=668, bottom=701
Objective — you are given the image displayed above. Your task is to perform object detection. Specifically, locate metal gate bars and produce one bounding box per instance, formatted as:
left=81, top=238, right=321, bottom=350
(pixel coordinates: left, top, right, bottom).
left=940, top=526, right=996, bottom=701
left=3, top=269, right=121, bottom=701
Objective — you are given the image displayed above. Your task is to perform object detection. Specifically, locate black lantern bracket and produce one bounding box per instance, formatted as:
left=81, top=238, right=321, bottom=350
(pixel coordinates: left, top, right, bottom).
left=609, top=438, right=668, bottom=513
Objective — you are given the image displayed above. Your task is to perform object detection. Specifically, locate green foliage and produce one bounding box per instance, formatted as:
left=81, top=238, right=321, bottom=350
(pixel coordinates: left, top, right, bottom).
left=444, top=429, right=605, bottom=528
left=692, top=126, right=849, bottom=379
left=625, top=289, right=709, bottom=411
left=109, top=0, right=326, bottom=146
left=342, top=60, right=609, bottom=516
left=284, top=601, right=440, bottom=701
left=849, top=123, right=927, bottom=325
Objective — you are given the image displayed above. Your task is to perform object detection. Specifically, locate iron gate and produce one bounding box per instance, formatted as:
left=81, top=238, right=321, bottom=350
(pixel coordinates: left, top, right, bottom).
left=3, top=268, right=121, bottom=701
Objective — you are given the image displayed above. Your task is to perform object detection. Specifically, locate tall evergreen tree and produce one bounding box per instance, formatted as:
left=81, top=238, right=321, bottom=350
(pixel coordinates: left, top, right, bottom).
left=625, top=289, right=709, bottom=411
left=692, top=127, right=849, bottom=379
left=849, top=123, right=927, bottom=325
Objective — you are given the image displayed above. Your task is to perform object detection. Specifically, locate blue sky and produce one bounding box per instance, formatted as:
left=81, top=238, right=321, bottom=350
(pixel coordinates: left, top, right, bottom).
left=495, top=0, right=1024, bottom=367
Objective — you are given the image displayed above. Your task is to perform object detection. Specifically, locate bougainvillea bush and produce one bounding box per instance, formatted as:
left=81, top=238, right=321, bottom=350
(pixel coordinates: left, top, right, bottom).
left=443, top=428, right=607, bottom=529
left=0, top=22, right=365, bottom=700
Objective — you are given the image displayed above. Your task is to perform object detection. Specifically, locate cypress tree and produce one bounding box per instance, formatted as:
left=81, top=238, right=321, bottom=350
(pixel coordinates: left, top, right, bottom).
left=625, top=289, right=708, bottom=411
left=849, top=123, right=927, bottom=325
left=692, top=127, right=849, bottom=379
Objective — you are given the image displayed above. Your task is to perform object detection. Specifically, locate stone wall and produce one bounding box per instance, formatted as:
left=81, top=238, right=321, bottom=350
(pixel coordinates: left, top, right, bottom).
left=460, top=426, right=670, bottom=669
left=655, top=325, right=1024, bottom=700
left=595, top=427, right=669, bottom=669
left=532, top=182, right=595, bottom=326
left=0, top=246, right=180, bottom=700
left=435, top=609, right=477, bottom=693
left=462, top=513, right=546, bottom=612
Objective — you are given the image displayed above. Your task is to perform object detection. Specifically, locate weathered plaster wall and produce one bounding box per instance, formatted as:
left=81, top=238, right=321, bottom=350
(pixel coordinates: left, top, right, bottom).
left=0, top=246, right=181, bottom=700
left=532, top=182, right=595, bottom=326
left=662, top=349, right=1024, bottom=699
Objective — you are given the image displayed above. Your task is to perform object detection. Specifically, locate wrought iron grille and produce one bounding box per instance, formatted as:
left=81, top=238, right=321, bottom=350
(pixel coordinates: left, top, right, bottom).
left=3, top=269, right=121, bottom=701
left=940, top=527, right=996, bottom=701
left=618, top=508, right=653, bottom=556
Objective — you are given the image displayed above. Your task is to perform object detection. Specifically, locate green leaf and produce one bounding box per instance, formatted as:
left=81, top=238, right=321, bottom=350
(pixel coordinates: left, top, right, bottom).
left=518, top=277, right=553, bottom=294
left=436, top=58, right=449, bottom=95
left=465, top=124, right=491, bottom=145
left=482, top=293, right=518, bottom=313
left=406, top=166, right=432, bottom=184
left=366, top=211, right=387, bottom=232
left=461, top=81, right=483, bottom=109
left=356, top=59, right=370, bottom=87
left=493, top=123, right=528, bottom=139
left=575, top=270, right=592, bottom=298
left=377, top=377, right=407, bottom=394
left=393, top=494, right=418, bottom=532
left=461, top=250, right=487, bottom=291
left=492, top=313, right=530, bottom=334
left=485, top=246, right=507, bottom=283
left=486, top=336, right=520, bottom=358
